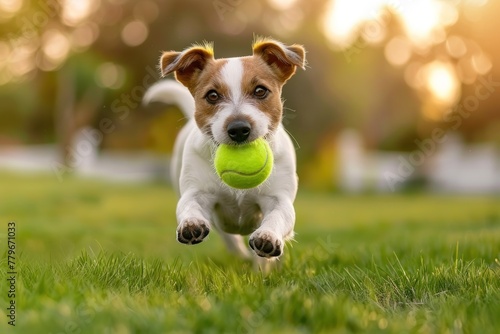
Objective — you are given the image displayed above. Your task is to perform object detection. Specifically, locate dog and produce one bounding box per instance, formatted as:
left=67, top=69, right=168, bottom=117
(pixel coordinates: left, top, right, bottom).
left=144, top=38, right=306, bottom=268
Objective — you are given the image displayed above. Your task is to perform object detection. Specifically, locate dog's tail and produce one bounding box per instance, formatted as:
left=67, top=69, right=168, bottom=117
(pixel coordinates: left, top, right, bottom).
left=143, top=80, right=194, bottom=119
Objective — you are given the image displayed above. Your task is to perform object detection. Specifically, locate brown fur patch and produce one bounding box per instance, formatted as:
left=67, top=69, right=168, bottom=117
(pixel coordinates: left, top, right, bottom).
left=190, top=53, right=296, bottom=139
left=190, top=59, right=228, bottom=135
left=240, top=56, right=286, bottom=134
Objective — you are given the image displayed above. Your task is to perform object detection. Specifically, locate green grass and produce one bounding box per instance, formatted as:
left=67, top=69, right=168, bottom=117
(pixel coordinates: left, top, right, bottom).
left=0, top=171, right=499, bottom=333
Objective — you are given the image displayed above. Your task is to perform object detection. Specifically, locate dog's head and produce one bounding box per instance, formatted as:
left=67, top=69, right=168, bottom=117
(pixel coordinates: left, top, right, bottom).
left=160, top=38, right=306, bottom=144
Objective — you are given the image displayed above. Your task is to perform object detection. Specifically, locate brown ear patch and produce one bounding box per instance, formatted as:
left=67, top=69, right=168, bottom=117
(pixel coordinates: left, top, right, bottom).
left=252, top=38, right=306, bottom=82
left=159, top=43, right=215, bottom=90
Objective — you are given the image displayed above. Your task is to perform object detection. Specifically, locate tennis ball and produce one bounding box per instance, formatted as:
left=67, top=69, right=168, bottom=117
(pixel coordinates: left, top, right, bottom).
left=214, top=138, right=274, bottom=189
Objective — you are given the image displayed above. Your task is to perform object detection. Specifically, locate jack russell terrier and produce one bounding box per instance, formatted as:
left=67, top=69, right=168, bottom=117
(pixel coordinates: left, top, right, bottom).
left=144, top=38, right=306, bottom=267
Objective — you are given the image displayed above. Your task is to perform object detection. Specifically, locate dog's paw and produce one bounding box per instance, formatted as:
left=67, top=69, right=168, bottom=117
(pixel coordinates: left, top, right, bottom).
left=177, top=218, right=210, bottom=245
left=249, top=230, right=283, bottom=258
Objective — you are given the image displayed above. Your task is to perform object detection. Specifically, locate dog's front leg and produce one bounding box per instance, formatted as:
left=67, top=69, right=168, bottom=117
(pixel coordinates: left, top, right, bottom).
left=176, top=189, right=215, bottom=245
left=249, top=195, right=295, bottom=258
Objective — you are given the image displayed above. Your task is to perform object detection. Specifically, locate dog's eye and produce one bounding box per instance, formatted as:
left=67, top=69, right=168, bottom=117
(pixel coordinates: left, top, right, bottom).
left=205, top=90, right=220, bottom=104
left=253, top=86, right=269, bottom=99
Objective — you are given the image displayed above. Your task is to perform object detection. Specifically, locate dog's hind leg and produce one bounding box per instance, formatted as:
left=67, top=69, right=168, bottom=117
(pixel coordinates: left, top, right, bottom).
left=211, top=208, right=252, bottom=259
left=219, top=231, right=252, bottom=260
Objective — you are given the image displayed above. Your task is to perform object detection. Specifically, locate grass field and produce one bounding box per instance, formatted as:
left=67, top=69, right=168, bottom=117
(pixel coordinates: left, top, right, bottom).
left=0, top=171, right=499, bottom=333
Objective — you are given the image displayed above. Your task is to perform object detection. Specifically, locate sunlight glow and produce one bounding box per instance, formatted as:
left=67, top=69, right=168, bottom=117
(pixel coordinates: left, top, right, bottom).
left=423, top=61, right=460, bottom=106
left=61, top=0, right=100, bottom=26
left=41, top=29, right=70, bottom=70
left=322, top=0, right=388, bottom=49
left=322, top=0, right=461, bottom=50
left=322, top=0, right=491, bottom=120
left=401, top=0, right=457, bottom=48
left=267, top=0, right=298, bottom=11
left=0, top=0, right=22, bottom=13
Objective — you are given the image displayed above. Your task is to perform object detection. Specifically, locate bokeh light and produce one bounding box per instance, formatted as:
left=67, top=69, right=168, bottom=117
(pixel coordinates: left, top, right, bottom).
left=267, top=0, right=298, bottom=11
left=396, top=0, right=457, bottom=49
left=9, top=44, right=36, bottom=78
left=322, top=0, right=387, bottom=49
left=0, top=0, right=498, bottom=198
left=322, top=0, right=492, bottom=120
left=95, top=62, right=126, bottom=89
left=446, top=36, right=467, bottom=59
left=423, top=61, right=460, bottom=106
left=41, top=29, right=71, bottom=70
left=61, top=0, right=100, bottom=27
left=121, top=20, right=149, bottom=47
left=471, top=52, right=492, bottom=75
left=384, top=36, right=412, bottom=67
left=71, top=23, right=100, bottom=52
left=0, top=0, right=22, bottom=18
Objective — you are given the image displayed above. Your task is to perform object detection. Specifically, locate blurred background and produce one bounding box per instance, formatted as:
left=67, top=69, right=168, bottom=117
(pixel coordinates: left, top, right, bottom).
left=0, top=0, right=499, bottom=193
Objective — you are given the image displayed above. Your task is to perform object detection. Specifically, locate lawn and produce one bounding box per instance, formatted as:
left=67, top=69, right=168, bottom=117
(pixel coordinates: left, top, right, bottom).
left=0, top=171, right=499, bottom=333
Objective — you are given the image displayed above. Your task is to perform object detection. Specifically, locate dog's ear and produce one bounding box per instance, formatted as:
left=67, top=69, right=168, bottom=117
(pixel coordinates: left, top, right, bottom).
left=160, top=43, right=214, bottom=89
left=252, top=38, right=306, bottom=83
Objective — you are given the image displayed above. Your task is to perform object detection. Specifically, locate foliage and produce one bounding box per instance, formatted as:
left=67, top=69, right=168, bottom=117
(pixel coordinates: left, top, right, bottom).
left=1, top=0, right=500, bottom=156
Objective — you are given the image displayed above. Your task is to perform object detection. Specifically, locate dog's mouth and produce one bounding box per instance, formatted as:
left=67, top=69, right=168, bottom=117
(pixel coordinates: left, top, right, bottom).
left=212, top=134, right=273, bottom=148
left=205, top=122, right=274, bottom=146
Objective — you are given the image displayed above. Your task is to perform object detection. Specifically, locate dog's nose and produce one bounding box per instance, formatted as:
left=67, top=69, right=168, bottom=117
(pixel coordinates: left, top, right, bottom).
left=227, top=120, right=251, bottom=143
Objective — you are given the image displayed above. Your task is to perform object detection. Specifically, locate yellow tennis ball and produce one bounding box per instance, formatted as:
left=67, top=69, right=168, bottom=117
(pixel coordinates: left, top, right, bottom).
left=214, top=138, right=274, bottom=189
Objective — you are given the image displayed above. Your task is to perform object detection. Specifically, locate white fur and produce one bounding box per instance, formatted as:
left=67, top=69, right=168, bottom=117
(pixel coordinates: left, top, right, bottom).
left=143, top=80, right=194, bottom=118
left=211, top=103, right=270, bottom=144
left=221, top=58, right=243, bottom=102
left=145, top=78, right=297, bottom=267
left=211, top=59, right=270, bottom=144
